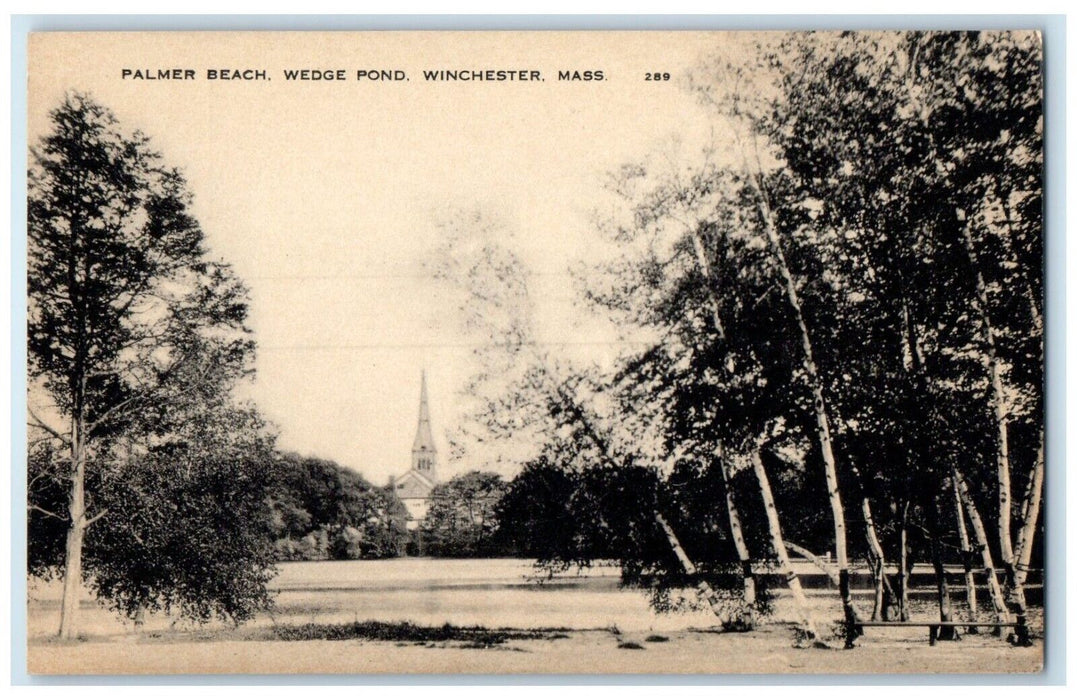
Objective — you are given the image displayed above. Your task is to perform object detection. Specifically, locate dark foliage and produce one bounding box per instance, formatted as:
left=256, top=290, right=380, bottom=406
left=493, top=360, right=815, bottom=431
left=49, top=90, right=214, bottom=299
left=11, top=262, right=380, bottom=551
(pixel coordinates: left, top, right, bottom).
left=421, top=471, right=507, bottom=557
left=267, top=453, right=409, bottom=561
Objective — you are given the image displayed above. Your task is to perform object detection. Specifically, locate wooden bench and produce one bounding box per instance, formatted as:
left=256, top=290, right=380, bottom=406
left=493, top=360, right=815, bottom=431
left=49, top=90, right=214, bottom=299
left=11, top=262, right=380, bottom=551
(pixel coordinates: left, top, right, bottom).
left=857, top=620, right=1020, bottom=646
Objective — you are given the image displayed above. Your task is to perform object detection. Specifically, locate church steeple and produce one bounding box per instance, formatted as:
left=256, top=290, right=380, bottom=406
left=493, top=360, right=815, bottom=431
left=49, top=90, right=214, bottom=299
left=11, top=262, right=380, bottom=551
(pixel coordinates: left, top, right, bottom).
left=411, top=370, right=437, bottom=480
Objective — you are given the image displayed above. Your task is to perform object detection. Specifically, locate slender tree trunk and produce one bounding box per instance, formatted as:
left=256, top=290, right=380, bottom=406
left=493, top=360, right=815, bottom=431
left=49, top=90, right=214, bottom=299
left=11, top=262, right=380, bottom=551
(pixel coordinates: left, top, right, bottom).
left=995, top=192, right=1045, bottom=595
left=930, top=538, right=958, bottom=640
left=676, top=227, right=757, bottom=621
left=717, top=445, right=755, bottom=628
left=869, top=555, right=882, bottom=621
left=862, top=501, right=894, bottom=610
left=961, top=222, right=1031, bottom=645
left=868, top=551, right=885, bottom=621
left=58, top=202, right=93, bottom=641
left=952, top=468, right=1011, bottom=628
left=898, top=502, right=910, bottom=622
left=961, top=229, right=1016, bottom=562
left=849, top=461, right=895, bottom=621
left=58, top=414, right=86, bottom=640
left=953, top=477, right=980, bottom=632
left=927, top=492, right=958, bottom=641
left=655, top=512, right=727, bottom=621
left=1004, top=566, right=1031, bottom=645
left=749, top=450, right=820, bottom=643
left=753, top=185, right=859, bottom=645
left=896, top=299, right=926, bottom=627
left=1013, top=435, right=1044, bottom=587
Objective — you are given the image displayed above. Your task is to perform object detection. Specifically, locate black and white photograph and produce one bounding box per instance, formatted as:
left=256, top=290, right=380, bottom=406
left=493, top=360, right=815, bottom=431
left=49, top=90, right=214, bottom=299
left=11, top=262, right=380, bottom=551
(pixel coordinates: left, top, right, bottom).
left=22, top=29, right=1046, bottom=675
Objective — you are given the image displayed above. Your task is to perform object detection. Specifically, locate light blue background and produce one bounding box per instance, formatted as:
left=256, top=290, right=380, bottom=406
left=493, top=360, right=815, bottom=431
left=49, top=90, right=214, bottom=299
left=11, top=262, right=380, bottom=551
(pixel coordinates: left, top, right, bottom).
left=9, top=13, right=1067, bottom=686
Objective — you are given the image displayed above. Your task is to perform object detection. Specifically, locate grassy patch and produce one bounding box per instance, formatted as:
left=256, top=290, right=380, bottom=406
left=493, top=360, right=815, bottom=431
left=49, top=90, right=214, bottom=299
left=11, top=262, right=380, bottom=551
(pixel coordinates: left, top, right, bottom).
left=617, top=641, right=645, bottom=650
left=271, top=620, right=570, bottom=648
left=644, top=634, right=669, bottom=643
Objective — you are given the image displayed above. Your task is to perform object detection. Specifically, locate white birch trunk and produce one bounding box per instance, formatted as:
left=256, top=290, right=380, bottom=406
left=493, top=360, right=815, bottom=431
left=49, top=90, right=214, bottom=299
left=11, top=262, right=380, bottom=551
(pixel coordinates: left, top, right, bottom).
left=961, top=221, right=1031, bottom=644
left=717, top=448, right=756, bottom=624
left=749, top=451, right=819, bottom=642
left=654, top=512, right=727, bottom=620
left=1014, top=435, right=1044, bottom=587
left=751, top=184, right=859, bottom=640
left=961, top=223, right=1016, bottom=575
left=869, top=550, right=885, bottom=621
left=952, top=477, right=981, bottom=628
left=848, top=461, right=895, bottom=620
left=996, top=190, right=1045, bottom=595
left=685, top=224, right=755, bottom=618
left=785, top=541, right=839, bottom=586
left=953, top=468, right=1011, bottom=626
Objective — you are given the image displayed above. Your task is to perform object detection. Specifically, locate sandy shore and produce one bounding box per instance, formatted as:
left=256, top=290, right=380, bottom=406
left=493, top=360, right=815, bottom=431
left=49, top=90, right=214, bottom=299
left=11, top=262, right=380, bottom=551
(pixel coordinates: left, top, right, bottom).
left=28, top=626, right=1043, bottom=676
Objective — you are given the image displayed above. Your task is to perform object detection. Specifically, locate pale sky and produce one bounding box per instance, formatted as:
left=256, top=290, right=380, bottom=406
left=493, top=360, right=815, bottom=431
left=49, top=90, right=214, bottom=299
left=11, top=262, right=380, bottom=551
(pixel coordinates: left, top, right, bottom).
left=28, top=31, right=746, bottom=484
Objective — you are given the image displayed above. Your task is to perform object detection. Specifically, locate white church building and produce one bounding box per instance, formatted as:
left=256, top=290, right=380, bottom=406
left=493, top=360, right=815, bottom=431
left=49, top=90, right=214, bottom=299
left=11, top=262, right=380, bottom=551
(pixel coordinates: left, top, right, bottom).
left=389, top=372, right=439, bottom=528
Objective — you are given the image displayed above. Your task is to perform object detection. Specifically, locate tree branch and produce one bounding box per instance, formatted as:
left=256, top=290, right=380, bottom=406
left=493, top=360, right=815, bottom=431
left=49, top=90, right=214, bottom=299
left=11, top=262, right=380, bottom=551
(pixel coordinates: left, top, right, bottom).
left=28, top=434, right=64, bottom=450
left=85, top=349, right=196, bottom=433
left=84, top=508, right=109, bottom=529
left=28, top=408, right=66, bottom=441
left=28, top=504, right=67, bottom=521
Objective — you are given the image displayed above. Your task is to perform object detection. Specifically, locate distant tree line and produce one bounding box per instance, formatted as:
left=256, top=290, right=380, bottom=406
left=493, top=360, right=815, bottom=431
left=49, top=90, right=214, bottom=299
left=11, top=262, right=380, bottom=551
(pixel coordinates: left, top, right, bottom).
left=267, top=453, right=408, bottom=561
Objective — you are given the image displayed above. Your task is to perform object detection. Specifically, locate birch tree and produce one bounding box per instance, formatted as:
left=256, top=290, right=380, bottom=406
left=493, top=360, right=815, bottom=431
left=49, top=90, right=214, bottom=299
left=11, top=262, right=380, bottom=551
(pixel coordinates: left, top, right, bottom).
left=690, top=32, right=1043, bottom=643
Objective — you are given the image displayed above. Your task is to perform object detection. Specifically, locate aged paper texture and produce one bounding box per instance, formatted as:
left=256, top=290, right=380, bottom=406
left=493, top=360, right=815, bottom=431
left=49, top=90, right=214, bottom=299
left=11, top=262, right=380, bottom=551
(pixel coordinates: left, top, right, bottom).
left=26, top=30, right=1044, bottom=675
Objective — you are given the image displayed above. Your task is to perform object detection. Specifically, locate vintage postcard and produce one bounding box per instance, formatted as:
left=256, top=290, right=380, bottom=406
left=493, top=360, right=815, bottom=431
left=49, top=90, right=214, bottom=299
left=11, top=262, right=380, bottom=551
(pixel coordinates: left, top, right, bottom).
left=24, top=30, right=1045, bottom=675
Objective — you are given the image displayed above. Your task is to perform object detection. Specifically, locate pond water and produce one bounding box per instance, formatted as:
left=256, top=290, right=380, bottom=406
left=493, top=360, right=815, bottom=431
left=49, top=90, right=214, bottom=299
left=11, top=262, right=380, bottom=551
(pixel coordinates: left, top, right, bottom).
left=268, top=558, right=716, bottom=631
left=29, top=557, right=1037, bottom=639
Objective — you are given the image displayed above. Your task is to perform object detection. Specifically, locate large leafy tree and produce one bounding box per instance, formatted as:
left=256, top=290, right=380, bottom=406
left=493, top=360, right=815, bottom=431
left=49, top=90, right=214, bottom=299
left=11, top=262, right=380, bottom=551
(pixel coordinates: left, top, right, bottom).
left=28, top=92, right=272, bottom=637
left=431, top=210, right=775, bottom=627
left=422, top=471, right=507, bottom=557
left=68, top=403, right=278, bottom=623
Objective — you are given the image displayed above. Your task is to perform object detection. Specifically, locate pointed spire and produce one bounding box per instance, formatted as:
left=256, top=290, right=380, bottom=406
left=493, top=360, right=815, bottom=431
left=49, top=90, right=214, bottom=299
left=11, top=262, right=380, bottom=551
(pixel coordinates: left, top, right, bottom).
left=413, top=370, right=436, bottom=454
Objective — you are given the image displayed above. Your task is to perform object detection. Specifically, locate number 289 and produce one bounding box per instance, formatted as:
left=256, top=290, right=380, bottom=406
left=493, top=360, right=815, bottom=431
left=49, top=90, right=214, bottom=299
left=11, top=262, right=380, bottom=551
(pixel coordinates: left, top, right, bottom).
left=645, top=72, right=671, bottom=81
